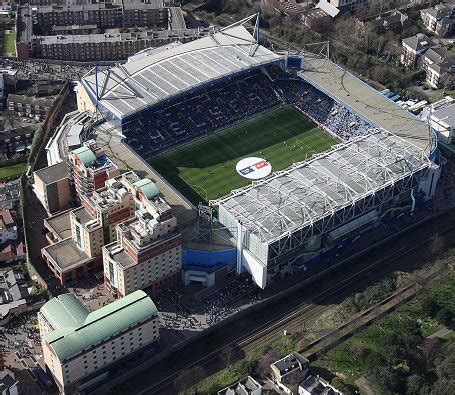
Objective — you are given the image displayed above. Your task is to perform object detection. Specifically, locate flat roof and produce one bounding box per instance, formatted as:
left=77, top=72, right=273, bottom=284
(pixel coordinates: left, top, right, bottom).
left=42, top=238, right=91, bottom=273
left=432, top=103, right=455, bottom=128
left=81, top=24, right=282, bottom=120
left=71, top=206, right=95, bottom=226
left=300, top=56, right=430, bottom=149
left=34, top=161, right=68, bottom=185
left=217, top=130, right=430, bottom=243
left=45, top=210, right=72, bottom=240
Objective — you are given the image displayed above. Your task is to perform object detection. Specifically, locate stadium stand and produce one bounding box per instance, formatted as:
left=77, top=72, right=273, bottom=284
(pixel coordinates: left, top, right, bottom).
left=122, top=64, right=376, bottom=156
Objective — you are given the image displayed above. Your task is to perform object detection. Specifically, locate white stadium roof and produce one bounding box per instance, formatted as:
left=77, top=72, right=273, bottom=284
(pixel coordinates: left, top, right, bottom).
left=216, top=130, right=431, bottom=244
left=300, top=56, right=430, bottom=149
left=81, top=25, right=282, bottom=120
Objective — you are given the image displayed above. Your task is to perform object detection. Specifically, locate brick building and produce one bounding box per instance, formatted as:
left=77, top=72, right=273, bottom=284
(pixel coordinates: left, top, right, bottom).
left=103, top=172, right=182, bottom=297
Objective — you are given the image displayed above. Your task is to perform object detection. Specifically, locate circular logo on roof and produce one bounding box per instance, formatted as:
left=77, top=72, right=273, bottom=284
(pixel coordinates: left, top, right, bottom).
left=236, top=157, right=272, bottom=180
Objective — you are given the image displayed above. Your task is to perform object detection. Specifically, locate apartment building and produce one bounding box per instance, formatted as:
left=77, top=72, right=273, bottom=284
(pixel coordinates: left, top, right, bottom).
left=327, top=0, right=369, bottom=12
left=401, top=33, right=455, bottom=88
left=32, top=4, right=123, bottom=31
left=30, top=29, right=203, bottom=61
left=38, top=291, right=159, bottom=393
left=401, top=34, right=439, bottom=68
left=421, top=2, right=455, bottom=37
left=33, top=161, right=72, bottom=215
left=103, top=172, right=182, bottom=297
left=67, top=142, right=119, bottom=202
left=41, top=171, right=135, bottom=284
left=7, top=94, right=54, bottom=121
left=32, top=1, right=168, bottom=31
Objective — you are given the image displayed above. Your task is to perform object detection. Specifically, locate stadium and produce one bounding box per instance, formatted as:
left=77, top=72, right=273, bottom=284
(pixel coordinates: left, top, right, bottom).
left=77, top=15, right=441, bottom=289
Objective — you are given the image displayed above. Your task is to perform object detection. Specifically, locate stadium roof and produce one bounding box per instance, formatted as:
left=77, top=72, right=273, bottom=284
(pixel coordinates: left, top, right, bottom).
left=216, top=130, right=431, bottom=244
left=81, top=24, right=282, bottom=120
left=299, top=56, right=430, bottom=149
left=41, top=290, right=157, bottom=361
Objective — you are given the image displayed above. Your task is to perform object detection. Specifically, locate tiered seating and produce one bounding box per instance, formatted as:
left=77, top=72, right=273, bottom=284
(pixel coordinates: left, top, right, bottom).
left=123, top=70, right=282, bottom=155
left=123, top=64, right=376, bottom=156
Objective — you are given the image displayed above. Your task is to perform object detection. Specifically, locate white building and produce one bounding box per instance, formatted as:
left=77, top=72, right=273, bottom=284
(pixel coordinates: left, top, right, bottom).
left=421, top=96, right=455, bottom=145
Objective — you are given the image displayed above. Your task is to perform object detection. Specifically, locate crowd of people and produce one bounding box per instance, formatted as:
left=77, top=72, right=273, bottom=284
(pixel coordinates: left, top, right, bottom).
left=294, top=85, right=374, bottom=141
left=124, top=69, right=282, bottom=155
left=200, top=275, right=258, bottom=325
left=124, top=64, right=376, bottom=157
left=153, top=274, right=261, bottom=330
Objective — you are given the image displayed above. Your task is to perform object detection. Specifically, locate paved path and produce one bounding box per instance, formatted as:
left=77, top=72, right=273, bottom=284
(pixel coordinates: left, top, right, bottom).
left=428, top=326, right=453, bottom=339
left=355, top=377, right=374, bottom=395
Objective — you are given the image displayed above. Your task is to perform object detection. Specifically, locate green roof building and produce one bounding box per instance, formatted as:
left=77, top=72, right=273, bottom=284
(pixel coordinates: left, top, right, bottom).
left=38, top=290, right=159, bottom=392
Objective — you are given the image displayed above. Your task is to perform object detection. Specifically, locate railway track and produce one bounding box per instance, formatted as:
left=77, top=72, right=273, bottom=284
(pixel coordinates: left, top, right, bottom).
left=134, top=220, right=455, bottom=394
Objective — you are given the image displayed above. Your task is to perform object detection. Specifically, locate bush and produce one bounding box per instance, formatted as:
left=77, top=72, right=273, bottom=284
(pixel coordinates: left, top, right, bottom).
left=423, top=296, right=439, bottom=318
left=435, top=308, right=452, bottom=326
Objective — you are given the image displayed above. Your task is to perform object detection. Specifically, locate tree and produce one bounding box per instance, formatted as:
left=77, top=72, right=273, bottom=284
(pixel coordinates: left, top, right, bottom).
left=423, top=296, right=439, bottom=318
left=173, top=365, right=206, bottom=394
left=435, top=308, right=452, bottom=326
left=429, top=234, right=445, bottom=257
left=350, top=342, right=367, bottom=361
left=420, top=337, right=443, bottom=371
left=406, top=374, right=425, bottom=394
left=221, top=344, right=235, bottom=367
left=3, top=109, right=19, bottom=129
left=256, top=348, right=283, bottom=379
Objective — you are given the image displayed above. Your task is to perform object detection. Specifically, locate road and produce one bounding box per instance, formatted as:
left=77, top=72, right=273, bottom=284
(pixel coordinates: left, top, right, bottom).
left=111, top=210, right=455, bottom=395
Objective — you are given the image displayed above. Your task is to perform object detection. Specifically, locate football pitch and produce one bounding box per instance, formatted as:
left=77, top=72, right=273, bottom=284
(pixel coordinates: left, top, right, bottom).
left=149, top=105, right=338, bottom=204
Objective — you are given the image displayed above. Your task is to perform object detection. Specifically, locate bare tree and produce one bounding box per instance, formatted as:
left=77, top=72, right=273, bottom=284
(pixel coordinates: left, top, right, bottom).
left=3, top=109, right=19, bottom=130
left=256, top=348, right=283, bottom=379
left=221, top=344, right=235, bottom=367
left=173, top=365, right=206, bottom=394
left=429, top=233, right=445, bottom=257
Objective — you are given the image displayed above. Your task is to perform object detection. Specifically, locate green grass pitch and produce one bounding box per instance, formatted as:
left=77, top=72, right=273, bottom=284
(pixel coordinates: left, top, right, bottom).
left=149, top=105, right=338, bottom=204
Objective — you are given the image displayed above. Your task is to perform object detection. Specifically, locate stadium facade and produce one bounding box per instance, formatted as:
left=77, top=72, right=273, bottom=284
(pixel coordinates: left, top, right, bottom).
left=76, top=16, right=441, bottom=289
left=216, top=130, right=437, bottom=288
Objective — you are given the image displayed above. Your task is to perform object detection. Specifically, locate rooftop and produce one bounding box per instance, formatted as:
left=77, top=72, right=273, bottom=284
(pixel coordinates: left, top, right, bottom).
left=81, top=24, right=282, bottom=120
left=217, top=376, right=262, bottom=395
left=272, top=353, right=307, bottom=375
left=300, top=56, right=430, bottom=148
left=7, top=94, right=54, bottom=107
left=134, top=178, right=160, bottom=199
left=217, top=130, right=431, bottom=243
left=402, top=33, right=438, bottom=52
left=0, top=372, right=18, bottom=393
left=300, top=375, right=342, bottom=394
left=45, top=210, right=72, bottom=240
left=0, top=208, right=14, bottom=230
left=41, top=237, right=91, bottom=273
left=34, top=161, right=68, bottom=185
left=0, top=179, right=20, bottom=210
left=71, top=206, right=98, bottom=228
left=41, top=290, right=157, bottom=361
left=34, top=28, right=203, bottom=45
